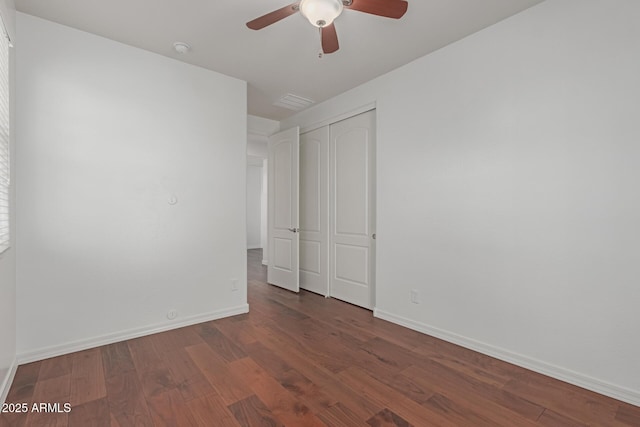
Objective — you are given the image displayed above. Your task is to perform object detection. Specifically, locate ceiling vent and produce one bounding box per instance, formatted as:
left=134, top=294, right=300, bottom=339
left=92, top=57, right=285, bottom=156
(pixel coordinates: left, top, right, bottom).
left=273, top=93, right=315, bottom=111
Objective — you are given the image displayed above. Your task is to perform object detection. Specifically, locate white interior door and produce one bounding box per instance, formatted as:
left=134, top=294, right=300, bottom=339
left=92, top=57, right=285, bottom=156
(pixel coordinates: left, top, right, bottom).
left=267, top=127, right=300, bottom=292
left=329, top=110, right=376, bottom=309
left=299, top=126, right=329, bottom=296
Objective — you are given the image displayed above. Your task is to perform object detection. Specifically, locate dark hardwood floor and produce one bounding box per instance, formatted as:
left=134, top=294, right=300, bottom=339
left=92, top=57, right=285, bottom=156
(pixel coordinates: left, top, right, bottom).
left=2, top=249, right=639, bottom=426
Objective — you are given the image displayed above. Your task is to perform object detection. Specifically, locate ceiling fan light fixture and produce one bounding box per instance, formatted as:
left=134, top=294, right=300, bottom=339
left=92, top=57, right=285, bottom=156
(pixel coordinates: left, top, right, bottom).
left=299, top=0, right=343, bottom=27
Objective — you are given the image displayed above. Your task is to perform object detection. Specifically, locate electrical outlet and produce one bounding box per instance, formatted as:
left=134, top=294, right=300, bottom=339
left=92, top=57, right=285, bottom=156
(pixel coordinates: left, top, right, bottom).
left=231, top=278, right=239, bottom=291
left=167, top=309, right=178, bottom=320
left=410, top=289, right=420, bottom=304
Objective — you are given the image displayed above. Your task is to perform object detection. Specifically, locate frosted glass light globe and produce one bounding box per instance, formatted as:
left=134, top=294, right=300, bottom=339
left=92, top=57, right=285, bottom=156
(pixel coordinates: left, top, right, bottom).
left=299, top=0, right=343, bottom=27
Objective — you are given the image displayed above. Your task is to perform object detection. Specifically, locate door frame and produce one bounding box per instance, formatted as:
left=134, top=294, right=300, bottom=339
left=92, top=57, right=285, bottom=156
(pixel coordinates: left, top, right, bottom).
left=265, top=103, right=377, bottom=304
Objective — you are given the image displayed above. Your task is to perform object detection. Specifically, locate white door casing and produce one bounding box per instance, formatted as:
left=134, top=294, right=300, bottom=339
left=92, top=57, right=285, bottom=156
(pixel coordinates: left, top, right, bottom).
left=261, top=158, right=268, bottom=265
left=267, top=127, right=300, bottom=292
left=329, top=110, right=376, bottom=309
left=299, top=126, right=329, bottom=296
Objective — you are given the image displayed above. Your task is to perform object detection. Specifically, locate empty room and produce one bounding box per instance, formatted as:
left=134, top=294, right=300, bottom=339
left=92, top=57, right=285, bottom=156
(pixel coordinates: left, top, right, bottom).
left=1, top=0, right=639, bottom=425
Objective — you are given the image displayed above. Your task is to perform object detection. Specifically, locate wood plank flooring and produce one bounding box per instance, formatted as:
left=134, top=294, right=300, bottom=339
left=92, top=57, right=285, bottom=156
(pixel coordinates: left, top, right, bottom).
left=2, top=249, right=639, bottom=426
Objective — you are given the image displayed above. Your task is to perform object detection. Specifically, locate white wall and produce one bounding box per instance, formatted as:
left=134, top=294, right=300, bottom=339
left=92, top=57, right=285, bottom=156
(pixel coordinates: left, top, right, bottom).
left=246, top=164, right=262, bottom=249
left=282, top=0, right=640, bottom=406
left=0, top=0, right=16, bottom=405
left=247, top=114, right=277, bottom=159
left=16, top=13, right=248, bottom=360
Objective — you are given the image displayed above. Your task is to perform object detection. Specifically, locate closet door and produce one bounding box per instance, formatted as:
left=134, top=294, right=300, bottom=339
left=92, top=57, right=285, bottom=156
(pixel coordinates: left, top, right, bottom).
left=299, top=127, right=329, bottom=295
left=329, top=110, right=376, bottom=309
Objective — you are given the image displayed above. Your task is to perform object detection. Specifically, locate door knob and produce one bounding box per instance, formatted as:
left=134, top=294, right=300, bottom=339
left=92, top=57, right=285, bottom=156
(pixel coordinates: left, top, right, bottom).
left=288, top=228, right=300, bottom=233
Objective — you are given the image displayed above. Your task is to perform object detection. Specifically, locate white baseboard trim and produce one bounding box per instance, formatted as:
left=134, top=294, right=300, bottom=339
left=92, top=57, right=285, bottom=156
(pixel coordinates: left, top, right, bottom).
left=0, top=358, right=18, bottom=405
left=17, top=304, right=249, bottom=365
left=373, top=308, right=640, bottom=407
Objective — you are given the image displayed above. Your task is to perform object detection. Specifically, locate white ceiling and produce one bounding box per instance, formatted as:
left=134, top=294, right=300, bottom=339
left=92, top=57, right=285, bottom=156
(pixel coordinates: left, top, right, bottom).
left=16, top=0, right=544, bottom=121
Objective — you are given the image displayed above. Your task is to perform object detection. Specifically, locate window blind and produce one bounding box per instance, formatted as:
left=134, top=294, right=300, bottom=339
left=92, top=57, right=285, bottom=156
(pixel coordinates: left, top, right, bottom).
left=0, top=15, right=9, bottom=254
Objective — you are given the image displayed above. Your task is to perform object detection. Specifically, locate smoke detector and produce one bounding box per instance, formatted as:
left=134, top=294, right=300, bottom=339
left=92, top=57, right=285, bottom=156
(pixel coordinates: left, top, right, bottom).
left=173, top=42, right=191, bottom=54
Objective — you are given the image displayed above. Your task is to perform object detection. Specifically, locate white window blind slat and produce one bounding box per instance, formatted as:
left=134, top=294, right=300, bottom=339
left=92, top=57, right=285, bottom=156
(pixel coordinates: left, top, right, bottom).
left=0, top=13, right=9, bottom=254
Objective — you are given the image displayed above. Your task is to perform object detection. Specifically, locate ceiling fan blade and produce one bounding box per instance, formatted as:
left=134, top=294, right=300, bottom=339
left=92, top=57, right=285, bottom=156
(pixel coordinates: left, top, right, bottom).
left=345, top=0, right=408, bottom=19
left=246, top=3, right=300, bottom=30
left=321, top=23, right=339, bottom=54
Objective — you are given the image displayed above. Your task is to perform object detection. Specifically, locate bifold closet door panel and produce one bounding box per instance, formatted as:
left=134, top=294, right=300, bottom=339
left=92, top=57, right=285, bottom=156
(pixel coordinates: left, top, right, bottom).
left=299, top=126, right=329, bottom=296
left=267, top=127, right=300, bottom=292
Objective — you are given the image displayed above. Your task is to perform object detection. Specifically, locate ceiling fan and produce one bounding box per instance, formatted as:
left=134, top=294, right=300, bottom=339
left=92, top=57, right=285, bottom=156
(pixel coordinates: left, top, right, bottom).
left=246, top=0, right=409, bottom=54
